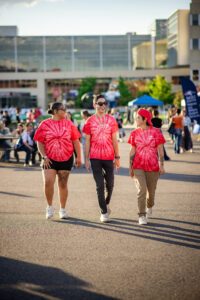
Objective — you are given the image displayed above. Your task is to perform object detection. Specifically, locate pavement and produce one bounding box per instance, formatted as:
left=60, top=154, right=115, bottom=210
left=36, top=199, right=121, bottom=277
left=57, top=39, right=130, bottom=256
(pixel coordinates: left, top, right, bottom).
left=0, top=129, right=200, bottom=300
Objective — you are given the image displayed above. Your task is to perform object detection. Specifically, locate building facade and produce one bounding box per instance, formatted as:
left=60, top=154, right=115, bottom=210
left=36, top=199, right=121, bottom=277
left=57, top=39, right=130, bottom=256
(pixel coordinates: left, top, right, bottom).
left=189, top=0, right=200, bottom=83
left=0, top=30, right=190, bottom=109
left=167, top=10, right=190, bottom=68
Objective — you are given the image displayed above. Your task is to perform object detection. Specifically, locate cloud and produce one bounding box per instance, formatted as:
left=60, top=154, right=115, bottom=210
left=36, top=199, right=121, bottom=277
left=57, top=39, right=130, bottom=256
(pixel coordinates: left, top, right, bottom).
left=0, top=0, right=64, bottom=7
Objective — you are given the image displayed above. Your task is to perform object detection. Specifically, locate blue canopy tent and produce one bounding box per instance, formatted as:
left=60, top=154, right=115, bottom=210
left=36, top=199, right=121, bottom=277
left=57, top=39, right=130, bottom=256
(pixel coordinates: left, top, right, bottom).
left=128, top=94, right=164, bottom=107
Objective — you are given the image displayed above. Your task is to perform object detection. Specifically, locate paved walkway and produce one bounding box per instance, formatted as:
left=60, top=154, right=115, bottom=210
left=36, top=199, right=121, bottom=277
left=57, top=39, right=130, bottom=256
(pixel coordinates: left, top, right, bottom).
left=0, top=130, right=200, bottom=299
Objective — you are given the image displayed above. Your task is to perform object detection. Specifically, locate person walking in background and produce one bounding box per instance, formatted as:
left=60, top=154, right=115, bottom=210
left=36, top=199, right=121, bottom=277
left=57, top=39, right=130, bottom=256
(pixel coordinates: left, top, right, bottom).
left=80, top=110, right=90, bottom=164
left=181, top=109, right=193, bottom=153
left=34, top=102, right=81, bottom=220
left=172, top=108, right=184, bottom=154
left=83, top=94, right=120, bottom=223
left=128, top=109, right=165, bottom=225
left=152, top=110, right=170, bottom=160
left=167, top=106, right=177, bottom=143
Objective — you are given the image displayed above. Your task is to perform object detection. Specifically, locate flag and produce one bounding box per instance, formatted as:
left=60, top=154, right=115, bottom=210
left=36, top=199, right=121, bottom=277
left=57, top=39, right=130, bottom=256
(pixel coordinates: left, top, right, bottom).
left=181, top=77, right=200, bottom=124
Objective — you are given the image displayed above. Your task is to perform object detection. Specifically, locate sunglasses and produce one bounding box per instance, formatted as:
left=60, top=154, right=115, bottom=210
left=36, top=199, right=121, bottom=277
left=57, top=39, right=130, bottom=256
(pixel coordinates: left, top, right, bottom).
left=96, top=101, right=107, bottom=106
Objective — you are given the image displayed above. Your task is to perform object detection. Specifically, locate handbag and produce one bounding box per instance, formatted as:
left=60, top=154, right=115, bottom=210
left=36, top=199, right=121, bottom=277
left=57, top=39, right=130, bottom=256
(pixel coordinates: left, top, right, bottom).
left=193, top=123, right=200, bottom=134
left=167, top=123, right=176, bottom=135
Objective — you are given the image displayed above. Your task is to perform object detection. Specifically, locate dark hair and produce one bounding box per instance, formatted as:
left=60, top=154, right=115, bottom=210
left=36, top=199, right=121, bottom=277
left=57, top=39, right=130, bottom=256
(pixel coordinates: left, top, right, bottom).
left=93, top=94, right=105, bottom=104
left=153, top=110, right=159, bottom=117
left=177, top=108, right=181, bottom=115
left=25, top=122, right=33, bottom=128
left=140, top=115, right=151, bottom=126
left=47, top=102, right=64, bottom=115
left=82, top=110, right=90, bottom=117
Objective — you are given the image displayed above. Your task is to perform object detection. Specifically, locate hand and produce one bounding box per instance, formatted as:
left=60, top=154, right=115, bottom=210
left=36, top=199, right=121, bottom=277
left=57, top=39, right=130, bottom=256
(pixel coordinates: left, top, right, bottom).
left=42, top=157, right=52, bottom=169
left=75, top=157, right=82, bottom=168
left=114, top=158, right=120, bottom=170
left=85, top=159, right=90, bottom=172
left=159, top=165, right=165, bottom=175
left=129, top=166, right=134, bottom=177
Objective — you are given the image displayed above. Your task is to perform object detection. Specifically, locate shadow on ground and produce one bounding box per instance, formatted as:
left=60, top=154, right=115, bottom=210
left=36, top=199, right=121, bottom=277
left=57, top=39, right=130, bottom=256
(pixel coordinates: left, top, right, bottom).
left=53, top=217, right=200, bottom=250
left=0, top=257, right=116, bottom=300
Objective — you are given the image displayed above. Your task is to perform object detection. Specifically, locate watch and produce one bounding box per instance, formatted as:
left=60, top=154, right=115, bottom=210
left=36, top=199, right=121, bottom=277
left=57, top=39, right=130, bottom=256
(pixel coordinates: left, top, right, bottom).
left=115, top=156, right=120, bottom=159
left=42, top=156, right=48, bottom=160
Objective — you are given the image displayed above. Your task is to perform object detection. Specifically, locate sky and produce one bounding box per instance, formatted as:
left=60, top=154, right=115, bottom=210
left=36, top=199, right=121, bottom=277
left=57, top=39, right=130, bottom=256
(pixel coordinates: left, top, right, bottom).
left=0, top=0, right=191, bottom=36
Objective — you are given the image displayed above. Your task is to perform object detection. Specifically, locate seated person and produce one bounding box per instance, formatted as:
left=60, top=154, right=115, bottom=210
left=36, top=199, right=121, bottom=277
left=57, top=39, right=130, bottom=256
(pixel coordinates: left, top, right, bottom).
left=14, top=123, right=37, bottom=166
left=0, top=121, right=12, bottom=162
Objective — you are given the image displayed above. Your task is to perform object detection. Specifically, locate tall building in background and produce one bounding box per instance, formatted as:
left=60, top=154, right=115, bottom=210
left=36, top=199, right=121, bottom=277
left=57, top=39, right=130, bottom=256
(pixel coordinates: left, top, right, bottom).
left=167, top=10, right=190, bottom=67
left=189, top=0, right=200, bottom=83
left=151, top=19, right=167, bottom=39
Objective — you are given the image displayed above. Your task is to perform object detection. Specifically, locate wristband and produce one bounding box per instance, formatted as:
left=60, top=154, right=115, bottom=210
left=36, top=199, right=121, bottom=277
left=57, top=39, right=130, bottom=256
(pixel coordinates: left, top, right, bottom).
left=42, top=156, right=48, bottom=160
left=115, top=156, right=120, bottom=159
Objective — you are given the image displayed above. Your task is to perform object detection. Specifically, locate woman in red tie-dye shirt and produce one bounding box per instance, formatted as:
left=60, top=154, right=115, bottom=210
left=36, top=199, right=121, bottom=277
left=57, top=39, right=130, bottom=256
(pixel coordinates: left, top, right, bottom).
left=128, top=109, right=165, bottom=225
left=34, top=102, right=81, bottom=220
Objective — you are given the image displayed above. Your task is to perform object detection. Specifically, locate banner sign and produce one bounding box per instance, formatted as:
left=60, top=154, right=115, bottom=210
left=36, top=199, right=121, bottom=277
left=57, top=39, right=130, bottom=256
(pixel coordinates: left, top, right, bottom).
left=181, top=77, right=200, bottom=124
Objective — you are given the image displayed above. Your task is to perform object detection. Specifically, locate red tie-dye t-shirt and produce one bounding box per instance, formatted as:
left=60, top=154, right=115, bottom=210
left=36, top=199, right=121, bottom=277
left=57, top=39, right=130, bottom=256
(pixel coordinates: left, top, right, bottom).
left=128, top=127, right=165, bottom=171
left=34, top=118, right=80, bottom=162
left=83, top=114, right=118, bottom=160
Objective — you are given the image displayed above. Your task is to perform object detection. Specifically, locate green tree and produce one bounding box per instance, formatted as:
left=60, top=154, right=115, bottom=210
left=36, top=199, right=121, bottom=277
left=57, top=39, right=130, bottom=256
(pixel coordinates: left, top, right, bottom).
left=117, top=77, right=132, bottom=106
left=76, top=77, right=96, bottom=108
left=147, top=75, right=174, bottom=105
left=173, top=90, right=183, bottom=108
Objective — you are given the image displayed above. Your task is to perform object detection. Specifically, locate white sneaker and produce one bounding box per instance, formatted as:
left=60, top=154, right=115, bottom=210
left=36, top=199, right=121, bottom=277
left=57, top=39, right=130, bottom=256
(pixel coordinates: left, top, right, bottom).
left=100, top=213, right=110, bottom=223
left=59, top=208, right=68, bottom=219
left=146, top=207, right=152, bottom=219
left=139, top=216, right=147, bottom=225
left=107, top=205, right=111, bottom=216
left=46, top=206, right=54, bottom=219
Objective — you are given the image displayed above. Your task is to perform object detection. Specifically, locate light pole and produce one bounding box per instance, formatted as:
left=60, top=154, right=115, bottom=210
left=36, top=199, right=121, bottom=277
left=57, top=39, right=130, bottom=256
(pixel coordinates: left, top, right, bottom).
left=151, top=29, right=156, bottom=69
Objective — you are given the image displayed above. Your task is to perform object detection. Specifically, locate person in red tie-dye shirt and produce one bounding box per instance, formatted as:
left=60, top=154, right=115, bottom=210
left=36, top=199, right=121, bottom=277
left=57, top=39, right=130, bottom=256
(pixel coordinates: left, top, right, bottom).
left=83, top=94, right=120, bottom=223
left=128, top=108, right=165, bottom=225
left=34, top=102, right=81, bottom=220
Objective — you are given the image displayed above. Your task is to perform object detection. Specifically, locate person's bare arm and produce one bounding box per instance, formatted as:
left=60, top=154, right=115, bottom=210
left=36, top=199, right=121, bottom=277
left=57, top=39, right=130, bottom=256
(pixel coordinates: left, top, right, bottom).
left=112, top=132, right=120, bottom=169
left=73, top=139, right=82, bottom=168
left=37, top=141, right=51, bottom=169
left=129, top=146, right=136, bottom=177
left=158, top=144, right=165, bottom=175
left=85, top=134, right=91, bottom=171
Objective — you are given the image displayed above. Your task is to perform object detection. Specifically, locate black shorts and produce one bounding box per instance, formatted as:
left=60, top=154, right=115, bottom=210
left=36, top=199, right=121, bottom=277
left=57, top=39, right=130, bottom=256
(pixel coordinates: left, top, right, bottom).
left=42, top=155, right=74, bottom=171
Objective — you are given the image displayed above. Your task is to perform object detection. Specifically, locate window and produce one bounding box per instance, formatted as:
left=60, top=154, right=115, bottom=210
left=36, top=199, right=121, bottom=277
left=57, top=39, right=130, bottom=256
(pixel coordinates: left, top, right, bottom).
left=0, top=80, right=37, bottom=88
left=191, top=14, right=199, bottom=26
left=0, top=37, right=15, bottom=72
left=192, top=39, right=199, bottom=50
left=192, top=70, right=199, bottom=81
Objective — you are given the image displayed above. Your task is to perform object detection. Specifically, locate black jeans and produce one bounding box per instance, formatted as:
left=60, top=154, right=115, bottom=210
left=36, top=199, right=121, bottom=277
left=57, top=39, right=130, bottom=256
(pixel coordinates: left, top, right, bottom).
left=90, top=159, right=114, bottom=214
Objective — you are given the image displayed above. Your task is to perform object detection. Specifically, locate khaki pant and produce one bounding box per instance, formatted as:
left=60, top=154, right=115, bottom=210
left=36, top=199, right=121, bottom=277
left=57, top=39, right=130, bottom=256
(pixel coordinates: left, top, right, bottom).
left=133, top=169, right=159, bottom=216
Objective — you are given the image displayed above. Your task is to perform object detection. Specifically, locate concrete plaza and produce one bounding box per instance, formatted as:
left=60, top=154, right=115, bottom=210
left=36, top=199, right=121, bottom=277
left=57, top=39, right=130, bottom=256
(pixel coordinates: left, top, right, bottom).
left=0, top=130, right=200, bottom=300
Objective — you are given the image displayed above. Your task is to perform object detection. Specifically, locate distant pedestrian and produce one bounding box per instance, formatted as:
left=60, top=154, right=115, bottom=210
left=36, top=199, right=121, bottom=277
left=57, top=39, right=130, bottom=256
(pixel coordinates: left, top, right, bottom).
left=34, top=102, right=81, bottom=220
left=128, top=109, right=165, bottom=225
left=172, top=108, right=184, bottom=154
left=83, top=94, right=120, bottom=223
left=152, top=110, right=170, bottom=160
left=181, top=110, right=193, bottom=153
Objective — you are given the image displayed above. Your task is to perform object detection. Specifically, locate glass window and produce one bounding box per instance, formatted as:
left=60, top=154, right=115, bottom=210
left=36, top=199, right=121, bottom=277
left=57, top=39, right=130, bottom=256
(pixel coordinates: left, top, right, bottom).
left=192, top=70, right=199, bottom=81
left=0, top=80, right=37, bottom=88
left=192, top=39, right=199, bottom=50
left=46, top=37, right=72, bottom=72
left=0, top=37, right=15, bottom=72
left=192, top=14, right=199, bottom=26
left=102, top=36, right=128, bottom=71
left=17, top=37, right=43, bottom=72
left=74, top=36, right=100, bottom=71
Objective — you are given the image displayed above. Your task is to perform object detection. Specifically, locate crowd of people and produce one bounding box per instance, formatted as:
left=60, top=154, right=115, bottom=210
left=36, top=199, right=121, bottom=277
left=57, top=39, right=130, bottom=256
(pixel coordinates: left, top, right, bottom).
left=0, top=101, right=197, bottom=225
